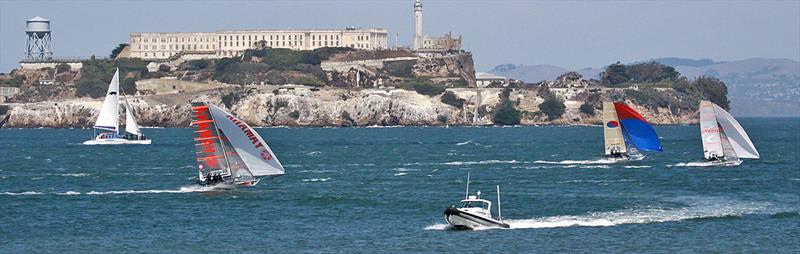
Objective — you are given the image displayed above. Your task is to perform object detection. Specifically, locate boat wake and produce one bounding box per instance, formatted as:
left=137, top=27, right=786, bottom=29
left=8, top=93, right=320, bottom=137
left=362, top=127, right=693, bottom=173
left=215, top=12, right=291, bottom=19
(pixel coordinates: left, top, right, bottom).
left=534, top=159, right=617, bottom=165
left=668, top=161, right=717, bottom=167
left=1, top=185, right=219, bottom=196
left=426, top=198, right=789, bottom=231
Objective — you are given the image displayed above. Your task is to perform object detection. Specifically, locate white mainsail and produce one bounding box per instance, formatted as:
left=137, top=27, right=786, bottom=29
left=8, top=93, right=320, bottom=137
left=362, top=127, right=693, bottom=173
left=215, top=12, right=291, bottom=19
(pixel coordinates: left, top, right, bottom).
left=208, top=104, right=285, bottom=177
left=699, top=101, right=724, bottom=160
left=123, top=99, right=142, bottom=136
left=94, top=69, right=120, bottom=131
left=603, top=102, right=627, bottom=155
left=712, top=103, right=759, bottom=159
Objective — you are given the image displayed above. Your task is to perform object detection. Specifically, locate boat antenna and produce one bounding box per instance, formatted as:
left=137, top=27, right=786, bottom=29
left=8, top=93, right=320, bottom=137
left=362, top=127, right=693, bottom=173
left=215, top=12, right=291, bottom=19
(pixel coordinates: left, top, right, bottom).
left=465, top=173, right=470, bottom=199
left=497, top=185, right=502, bottom=222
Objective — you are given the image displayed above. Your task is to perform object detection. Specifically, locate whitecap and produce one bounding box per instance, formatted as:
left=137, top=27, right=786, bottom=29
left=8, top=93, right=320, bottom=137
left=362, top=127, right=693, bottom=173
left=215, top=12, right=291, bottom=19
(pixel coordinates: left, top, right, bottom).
left=1, top=191, right=44, bottom=196
left=441, top=160, right=519, bottom=166
left=302, top=178, right=331, bottom=182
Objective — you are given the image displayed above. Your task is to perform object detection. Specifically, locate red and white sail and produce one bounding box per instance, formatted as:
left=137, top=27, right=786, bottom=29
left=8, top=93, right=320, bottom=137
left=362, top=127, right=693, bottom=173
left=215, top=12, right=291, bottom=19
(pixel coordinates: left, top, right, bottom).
left=191, top=102, right=284, bottom=183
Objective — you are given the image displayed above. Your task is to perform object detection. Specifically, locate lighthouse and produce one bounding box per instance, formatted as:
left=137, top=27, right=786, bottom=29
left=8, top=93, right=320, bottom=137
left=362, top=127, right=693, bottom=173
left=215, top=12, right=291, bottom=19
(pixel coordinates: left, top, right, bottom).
left=413, top=0, right=423, bottom=50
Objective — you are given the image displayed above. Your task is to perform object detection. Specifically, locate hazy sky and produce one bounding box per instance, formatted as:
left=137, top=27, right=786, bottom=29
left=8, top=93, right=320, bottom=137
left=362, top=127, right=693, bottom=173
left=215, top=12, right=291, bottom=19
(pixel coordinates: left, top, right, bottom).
left=1, top=0, right=798, bottom=72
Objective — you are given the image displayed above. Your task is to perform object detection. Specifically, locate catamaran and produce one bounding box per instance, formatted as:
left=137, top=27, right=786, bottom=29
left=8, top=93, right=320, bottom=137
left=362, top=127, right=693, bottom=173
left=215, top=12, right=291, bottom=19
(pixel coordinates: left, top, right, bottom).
left=602, top=102, right=662, bottom=161
left=699, top=100, right=759, bottom=166
left=444, top=174, right=510, bottom=229
left=83, top=69, right=150, bottom=145
left=190, top=102, right=285, bottom=186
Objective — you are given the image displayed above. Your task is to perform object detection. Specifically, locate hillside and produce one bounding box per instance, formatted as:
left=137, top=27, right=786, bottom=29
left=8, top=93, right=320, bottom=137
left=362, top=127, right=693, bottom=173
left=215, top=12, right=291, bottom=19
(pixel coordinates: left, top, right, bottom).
left=490, top=58, right=799, bottom=116
left=1, top=53, right=729, bottom=127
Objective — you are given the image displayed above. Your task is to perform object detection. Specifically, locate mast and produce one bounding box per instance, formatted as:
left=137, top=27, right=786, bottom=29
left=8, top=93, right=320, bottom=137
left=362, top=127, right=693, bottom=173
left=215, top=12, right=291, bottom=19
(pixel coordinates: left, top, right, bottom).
left=465, top=173, right=470, bottom=199
left=496, top=185, right=502, bottom=221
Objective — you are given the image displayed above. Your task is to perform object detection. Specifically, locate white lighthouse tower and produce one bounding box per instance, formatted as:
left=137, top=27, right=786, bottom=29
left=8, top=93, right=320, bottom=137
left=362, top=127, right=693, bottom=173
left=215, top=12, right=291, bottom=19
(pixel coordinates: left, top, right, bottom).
left=25, top=16, right=53, bottom=60
left=413, top=0, right=423, bottom=50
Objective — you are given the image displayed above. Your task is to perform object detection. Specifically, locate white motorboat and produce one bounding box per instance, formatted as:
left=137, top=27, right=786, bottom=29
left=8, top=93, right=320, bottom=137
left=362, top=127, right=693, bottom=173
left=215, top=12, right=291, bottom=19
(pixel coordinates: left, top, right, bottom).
left=444, top=174, right=510, bottom=229
left=83, top=68, right=151, bottom=145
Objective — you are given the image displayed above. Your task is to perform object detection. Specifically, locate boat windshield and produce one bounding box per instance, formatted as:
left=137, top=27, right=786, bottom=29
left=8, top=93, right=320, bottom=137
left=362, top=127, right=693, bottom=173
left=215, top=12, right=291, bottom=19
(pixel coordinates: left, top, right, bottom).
left=460, top=201, right=488, bottom=209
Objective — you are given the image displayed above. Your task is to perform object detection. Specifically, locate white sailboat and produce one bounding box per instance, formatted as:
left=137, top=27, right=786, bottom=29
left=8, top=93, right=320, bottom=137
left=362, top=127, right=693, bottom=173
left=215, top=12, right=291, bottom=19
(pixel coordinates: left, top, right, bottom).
left=699, top=100, right=759, bottom=166
left=83, top=69, right=151, bottom=145
left=190, top=102, right=285, bottom=187
left=444, top=174, right=510, bottom=229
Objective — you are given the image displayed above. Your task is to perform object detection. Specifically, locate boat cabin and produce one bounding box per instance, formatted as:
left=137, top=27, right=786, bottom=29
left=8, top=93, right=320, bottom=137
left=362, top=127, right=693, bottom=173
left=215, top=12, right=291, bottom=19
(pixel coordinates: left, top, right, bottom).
left=458, top=194, right=493, bottom=218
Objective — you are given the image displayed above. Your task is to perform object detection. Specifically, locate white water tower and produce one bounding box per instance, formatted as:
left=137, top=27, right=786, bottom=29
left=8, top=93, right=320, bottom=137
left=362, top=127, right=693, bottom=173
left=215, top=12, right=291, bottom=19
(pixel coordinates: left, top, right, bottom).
left=25, top=16, right=53, bottom=60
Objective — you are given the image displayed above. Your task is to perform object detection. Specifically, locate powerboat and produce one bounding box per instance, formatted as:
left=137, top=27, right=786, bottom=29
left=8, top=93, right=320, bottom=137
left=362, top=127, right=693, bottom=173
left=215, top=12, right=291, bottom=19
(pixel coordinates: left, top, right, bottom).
left=444, top=174, right=510, bottom=229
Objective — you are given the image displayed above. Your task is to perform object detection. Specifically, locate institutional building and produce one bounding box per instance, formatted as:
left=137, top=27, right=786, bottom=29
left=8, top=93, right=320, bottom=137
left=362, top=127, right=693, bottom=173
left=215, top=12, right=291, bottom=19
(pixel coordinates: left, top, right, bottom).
left=127, top=28, right=388, bottom=60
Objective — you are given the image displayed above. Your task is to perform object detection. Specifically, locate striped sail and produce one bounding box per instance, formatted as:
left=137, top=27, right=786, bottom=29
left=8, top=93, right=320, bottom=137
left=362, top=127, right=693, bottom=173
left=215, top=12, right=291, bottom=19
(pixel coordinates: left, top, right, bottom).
left=603, top=102, right=627, bottom=155
left=207, top=104, right=285, bottom=177
left=699, top=101, right=724, bottom=160
left=191, top=102, right=230, bottom=181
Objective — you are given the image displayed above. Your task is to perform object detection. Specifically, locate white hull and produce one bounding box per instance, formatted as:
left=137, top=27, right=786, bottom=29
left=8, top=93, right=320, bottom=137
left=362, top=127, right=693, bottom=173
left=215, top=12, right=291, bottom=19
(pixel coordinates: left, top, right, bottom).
left=444, top=207, right=509, bottom=229
left=83, top=138, right=151, bottom=145
left=708, top=159, right=743, bottom=167
left=606, top=154, right=645, bottom=163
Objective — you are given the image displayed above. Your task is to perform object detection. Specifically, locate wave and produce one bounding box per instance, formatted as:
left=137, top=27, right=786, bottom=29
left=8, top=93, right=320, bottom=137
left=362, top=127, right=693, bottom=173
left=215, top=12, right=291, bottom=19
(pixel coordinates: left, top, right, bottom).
left=456, top=140, right=473, bottom=146
left=1, top=191, right=44, bottom=196
left=623, top=165, right=651, bottom=169
left=441, top=160, right=520, bottom=166
left=393, top=172, right=408, bottom=176
left=302, top=178, right=331, bottom=182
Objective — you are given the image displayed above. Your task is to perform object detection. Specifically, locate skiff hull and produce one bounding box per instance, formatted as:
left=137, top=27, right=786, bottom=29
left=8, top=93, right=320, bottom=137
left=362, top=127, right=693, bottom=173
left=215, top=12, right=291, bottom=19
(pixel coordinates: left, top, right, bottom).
left=83, top=138, right=152, bottom=145
left=444, top=207, right=510, bottom=229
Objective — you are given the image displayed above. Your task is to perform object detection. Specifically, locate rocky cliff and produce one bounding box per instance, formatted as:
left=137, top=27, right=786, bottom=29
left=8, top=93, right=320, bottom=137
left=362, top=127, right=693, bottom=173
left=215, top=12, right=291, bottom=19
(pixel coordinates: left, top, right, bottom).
left=5, top=82, right=702, bottom=128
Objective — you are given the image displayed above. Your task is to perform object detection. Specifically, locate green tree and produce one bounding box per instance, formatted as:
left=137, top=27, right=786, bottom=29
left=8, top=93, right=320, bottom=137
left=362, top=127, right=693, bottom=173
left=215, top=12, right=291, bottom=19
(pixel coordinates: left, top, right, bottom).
left=56, top=63, right=71, bottom=73
left=695, top=76, right=730, bottom=110
left=493, top=100, right=521, bottom=125
left=539, top=99, right=566, bottom=120
left=110, top=43, right=129, bottom=59
left=579, top=102, right=595, bottom=116
left=440, top=91, right=465, bottom=108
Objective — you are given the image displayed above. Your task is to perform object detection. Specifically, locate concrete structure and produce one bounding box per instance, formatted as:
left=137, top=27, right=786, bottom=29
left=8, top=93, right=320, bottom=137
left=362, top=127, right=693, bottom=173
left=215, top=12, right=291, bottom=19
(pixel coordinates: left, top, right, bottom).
left=127, top=28, right=389, bottom=60
left=476, top=72, right=508, bottom=87
left=0, top=87, right=20, bottom=97
left=19, top=58, right=83, bottom=70
left=413, top=0, right=423, bottom=50
left=25, top=16, right=53, bottom=60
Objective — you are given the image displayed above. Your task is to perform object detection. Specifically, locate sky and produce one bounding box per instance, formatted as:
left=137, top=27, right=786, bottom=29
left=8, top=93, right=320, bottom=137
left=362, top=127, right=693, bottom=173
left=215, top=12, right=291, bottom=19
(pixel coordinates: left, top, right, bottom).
left=1, top=0, right=799, bottom=72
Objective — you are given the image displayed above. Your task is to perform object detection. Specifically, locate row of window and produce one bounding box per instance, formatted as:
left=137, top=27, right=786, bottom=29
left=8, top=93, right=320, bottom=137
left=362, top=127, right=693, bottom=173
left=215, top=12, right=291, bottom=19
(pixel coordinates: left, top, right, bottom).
left=137, top=37, right=214, bottom=43
left=140, top=44, right=214, bottom=51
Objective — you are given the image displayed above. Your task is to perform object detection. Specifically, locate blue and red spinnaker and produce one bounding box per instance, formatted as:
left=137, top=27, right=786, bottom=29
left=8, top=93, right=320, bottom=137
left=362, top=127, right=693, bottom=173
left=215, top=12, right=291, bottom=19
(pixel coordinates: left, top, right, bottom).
left=613, top=102, right=662, bottom=152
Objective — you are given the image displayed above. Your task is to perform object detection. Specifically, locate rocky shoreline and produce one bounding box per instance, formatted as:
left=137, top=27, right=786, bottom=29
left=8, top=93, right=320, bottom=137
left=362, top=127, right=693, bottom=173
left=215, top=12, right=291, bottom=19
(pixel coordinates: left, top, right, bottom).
left=3, top=86, right=700, bottom=128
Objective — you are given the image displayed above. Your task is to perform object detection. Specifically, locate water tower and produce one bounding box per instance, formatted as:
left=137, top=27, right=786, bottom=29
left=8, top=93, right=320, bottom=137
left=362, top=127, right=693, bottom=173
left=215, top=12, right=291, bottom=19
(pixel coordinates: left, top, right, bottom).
left=25, top=16, right=53, bottom=60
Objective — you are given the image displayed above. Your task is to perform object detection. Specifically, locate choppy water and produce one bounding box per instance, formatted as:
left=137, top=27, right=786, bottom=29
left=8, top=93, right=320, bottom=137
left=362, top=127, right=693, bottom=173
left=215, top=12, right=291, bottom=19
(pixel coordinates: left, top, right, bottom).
left=1, top=118, right=798, bottom=253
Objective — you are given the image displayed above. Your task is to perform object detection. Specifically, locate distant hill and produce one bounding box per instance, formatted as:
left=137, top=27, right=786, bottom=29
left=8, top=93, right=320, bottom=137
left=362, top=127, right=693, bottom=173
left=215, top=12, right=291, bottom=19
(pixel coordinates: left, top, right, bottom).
left=489, top=57, right=800, bottom=116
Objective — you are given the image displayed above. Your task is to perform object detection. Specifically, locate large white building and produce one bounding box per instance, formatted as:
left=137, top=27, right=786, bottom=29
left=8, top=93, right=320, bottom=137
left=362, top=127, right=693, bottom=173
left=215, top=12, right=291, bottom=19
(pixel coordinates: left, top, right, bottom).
left=127, top=28, right=388, bottom=60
